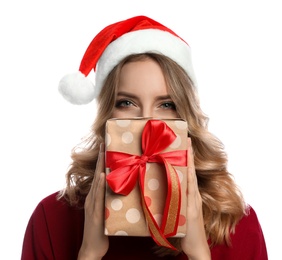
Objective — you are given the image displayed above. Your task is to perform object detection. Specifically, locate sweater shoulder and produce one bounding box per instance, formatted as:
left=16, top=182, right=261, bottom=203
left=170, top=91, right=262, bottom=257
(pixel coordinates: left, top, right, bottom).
left=32, top=191, right=83, bottom=223
left=39, top=191, right=64, bottom=206
left=238, top=205, right=263, bottom=233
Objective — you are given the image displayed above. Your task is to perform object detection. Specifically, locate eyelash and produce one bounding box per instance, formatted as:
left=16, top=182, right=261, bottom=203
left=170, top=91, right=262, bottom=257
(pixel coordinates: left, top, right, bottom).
left=160, top=102, right=176, bottom=110
left=115, top=99, right=134, bottom=108
left=115, top=99, right=176, bottom=110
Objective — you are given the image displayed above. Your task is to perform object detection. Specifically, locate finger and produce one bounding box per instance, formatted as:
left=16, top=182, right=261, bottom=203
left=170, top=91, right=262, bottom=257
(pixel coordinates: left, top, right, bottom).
left=94, top=172, right=106, bottom=220
left=187, top=138, right=196, bottom=190
left=186, top=138, right=203, bottom=220
left=89, top=143, right=105, bottom=200
left=94, top=143, right=105, bottom=192
left=96, top=143, right=105, bottom=174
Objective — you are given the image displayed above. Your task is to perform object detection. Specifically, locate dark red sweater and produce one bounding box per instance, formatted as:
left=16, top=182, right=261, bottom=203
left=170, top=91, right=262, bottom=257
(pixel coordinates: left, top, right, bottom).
left=21, top=192, right=268, bottom=259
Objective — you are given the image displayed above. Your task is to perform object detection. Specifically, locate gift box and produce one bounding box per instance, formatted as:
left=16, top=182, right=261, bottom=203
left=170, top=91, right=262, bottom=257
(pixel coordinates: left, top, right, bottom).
left=104, top=118, right=188, bottom=249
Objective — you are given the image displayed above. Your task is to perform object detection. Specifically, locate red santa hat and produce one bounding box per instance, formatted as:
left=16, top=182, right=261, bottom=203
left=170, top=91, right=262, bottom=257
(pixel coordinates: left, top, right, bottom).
left=58, top=15, right=196, bottom=105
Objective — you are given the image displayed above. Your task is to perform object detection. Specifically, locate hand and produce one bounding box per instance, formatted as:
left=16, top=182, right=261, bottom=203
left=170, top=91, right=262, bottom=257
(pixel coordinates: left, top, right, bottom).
left=181, top=138, right=211, bottom=260
left=78, top=144, right=109, bottom=260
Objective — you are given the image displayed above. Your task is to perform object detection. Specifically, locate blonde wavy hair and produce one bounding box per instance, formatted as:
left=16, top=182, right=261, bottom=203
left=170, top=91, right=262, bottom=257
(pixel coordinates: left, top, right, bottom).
left=59, top=53, right=246, bottom=255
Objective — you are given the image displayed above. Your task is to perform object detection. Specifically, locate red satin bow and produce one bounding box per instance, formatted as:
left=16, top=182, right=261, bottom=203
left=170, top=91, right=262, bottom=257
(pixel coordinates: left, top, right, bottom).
left=106, top=120, right=187, bottom=250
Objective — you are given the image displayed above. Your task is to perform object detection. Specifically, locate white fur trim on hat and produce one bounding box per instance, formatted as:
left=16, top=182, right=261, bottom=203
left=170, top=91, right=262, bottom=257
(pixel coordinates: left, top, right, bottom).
left=95, top=29, right=196, bottom=98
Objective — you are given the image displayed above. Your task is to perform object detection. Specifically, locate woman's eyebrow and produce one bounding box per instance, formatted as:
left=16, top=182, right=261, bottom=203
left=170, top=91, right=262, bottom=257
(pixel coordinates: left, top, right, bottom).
left=116, top=92, right=172, bottom=102
left=155, top=95, right=172, bottom=101
left=116, top=91, right=138, bottom=99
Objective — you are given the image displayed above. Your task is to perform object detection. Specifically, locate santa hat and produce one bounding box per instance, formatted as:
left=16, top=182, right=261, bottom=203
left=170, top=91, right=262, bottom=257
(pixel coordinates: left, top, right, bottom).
left=58, top=15, right=196, bottom=105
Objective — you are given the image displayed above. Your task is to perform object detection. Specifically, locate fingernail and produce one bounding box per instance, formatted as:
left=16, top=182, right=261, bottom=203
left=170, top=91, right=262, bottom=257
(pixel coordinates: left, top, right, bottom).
left=100, top=143, right=105, bottom=152
left=187, top=137, right=192, bottom=147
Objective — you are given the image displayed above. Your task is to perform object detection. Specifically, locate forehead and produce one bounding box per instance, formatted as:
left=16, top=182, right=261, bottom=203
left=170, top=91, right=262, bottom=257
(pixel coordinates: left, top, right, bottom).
left=117, top=59, right=168, bottom=95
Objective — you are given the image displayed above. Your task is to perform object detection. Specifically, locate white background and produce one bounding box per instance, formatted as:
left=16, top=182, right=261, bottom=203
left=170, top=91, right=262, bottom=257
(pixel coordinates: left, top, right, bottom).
left=1, top=1, right=281, bottom=259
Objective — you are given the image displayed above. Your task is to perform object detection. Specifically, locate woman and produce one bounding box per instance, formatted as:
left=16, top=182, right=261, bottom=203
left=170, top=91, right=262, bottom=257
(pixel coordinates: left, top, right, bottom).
left=21, top=16, right=268, bottom=259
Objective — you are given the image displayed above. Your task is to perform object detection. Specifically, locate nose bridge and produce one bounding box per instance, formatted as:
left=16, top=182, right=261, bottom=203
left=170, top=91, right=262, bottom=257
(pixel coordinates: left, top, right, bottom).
left=140, top=104, right=154, bottom=118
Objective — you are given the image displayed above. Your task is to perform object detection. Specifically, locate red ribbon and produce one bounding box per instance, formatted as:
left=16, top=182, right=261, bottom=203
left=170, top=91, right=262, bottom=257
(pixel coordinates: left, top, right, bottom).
left=106, top=120, right=187, bottom=250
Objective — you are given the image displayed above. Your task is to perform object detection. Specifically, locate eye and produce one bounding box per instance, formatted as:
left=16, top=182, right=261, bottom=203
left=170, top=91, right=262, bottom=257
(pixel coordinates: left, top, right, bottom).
left=115, top=99, right=134, bottom=108
left=160, top=101, right=176, bottom=110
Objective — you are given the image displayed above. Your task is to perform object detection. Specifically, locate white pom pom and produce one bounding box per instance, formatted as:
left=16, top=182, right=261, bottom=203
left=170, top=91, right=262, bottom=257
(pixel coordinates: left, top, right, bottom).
left=58, top=71, right=95, bottom=105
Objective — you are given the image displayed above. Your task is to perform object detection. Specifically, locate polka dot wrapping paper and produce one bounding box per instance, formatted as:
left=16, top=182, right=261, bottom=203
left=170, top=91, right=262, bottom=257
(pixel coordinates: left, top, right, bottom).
left=104, top=118, right=188, bottom=249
